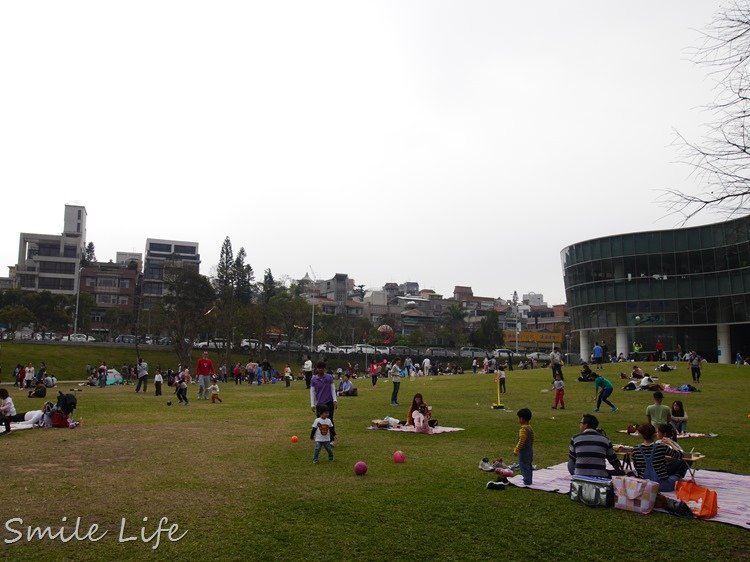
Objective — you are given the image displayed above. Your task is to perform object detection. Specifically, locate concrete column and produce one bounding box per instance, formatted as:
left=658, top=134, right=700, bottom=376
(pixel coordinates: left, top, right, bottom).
left=579, top=330, right=590, bottom=361
left=616, top=327, right=628, bottom=360
left=717, top=323, right=730, bottom=364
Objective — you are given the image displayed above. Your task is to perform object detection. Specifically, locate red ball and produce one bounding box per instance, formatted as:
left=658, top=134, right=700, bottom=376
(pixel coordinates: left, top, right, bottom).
left=393, top=450, right=406, bottom=463
left=291, top=436, right=299, bottom=443
left=354, top=461, right=368, bottom=475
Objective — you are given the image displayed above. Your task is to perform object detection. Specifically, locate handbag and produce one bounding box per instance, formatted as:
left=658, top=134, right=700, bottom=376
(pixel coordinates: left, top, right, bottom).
left=569, top=476, right=614, bottom=507
left=612, top=475, right=659, bottom=514
left=675, top=480, right=719, bottom=519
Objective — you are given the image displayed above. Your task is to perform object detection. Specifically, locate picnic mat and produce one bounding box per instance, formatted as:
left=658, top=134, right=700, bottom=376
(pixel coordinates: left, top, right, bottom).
left=367, top=425, right=464, bottom=434
left=506, top=462, right=750, bottom=529
left=617, top=430, right=718, bottom=438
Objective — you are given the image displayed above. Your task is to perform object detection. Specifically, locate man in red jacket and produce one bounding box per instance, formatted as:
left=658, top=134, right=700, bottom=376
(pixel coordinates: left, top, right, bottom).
left=196, top=352, right=215, bottom=400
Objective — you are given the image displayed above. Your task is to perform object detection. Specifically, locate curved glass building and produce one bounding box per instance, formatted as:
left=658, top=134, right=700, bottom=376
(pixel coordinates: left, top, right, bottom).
left=561, top=215, right=750, bottom=363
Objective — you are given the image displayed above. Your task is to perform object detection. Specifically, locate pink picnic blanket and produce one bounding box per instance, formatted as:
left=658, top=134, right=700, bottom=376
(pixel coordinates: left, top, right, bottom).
left=367, top=425, right=464, bottom=434
left=506, top=462, right=749, bottom=529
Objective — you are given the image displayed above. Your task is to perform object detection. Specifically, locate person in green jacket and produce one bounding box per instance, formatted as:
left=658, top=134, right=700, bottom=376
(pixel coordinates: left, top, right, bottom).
left=593, top=374, right=618, bottom=413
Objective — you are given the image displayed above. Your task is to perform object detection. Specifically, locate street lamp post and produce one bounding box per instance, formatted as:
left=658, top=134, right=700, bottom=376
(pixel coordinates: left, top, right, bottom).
left=308, top=266, right=317, bottom=353
left=73, top=266, right=83, bottom=333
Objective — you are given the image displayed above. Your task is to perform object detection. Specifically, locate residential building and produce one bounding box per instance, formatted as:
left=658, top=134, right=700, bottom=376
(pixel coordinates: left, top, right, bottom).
left=141, top=238, right=200, bottom=309
left=79, top=262, right=139, bottom=336
left=15, top=204, right=87, bottom=295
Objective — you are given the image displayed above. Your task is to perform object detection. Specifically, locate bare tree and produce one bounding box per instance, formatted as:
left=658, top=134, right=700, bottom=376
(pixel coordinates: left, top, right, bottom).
left=664, top=1, right=750, bottom=221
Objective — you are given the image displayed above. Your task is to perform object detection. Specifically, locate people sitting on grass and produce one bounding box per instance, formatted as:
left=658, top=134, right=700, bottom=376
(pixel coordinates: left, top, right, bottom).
left=631, top=423, right=685, bottom=492
left=670, top=400, right=688, bottom=434
left=646, top=391, right=671, bottom=427
left=28, top=381, right=47, bottom=398
left=336, top=374, right=358, bottom=396
left=406, top=393, right=437, bottom=430
left=43, top=374, right=57, bottom=388
left=567, top=413, right=623, bottom=477
left=578, top=363, right=596, bottom=382
left=0, top=388, right=16, bottom=435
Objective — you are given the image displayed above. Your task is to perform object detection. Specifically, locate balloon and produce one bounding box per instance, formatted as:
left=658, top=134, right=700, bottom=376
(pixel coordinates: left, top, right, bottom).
left=377, top=324, right=395, bottom=344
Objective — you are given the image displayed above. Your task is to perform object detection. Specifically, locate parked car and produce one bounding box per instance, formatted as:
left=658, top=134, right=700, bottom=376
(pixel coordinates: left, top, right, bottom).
left=527, top=351, right=551, bottom=362
left=274, top=340, right=305, bottom=352
left=317, top=343, right=341, bottom=354
left=338, top=345, right=355, bottom=354
left=241, top=338, right=272, bottom=351
left=375, top=346, right=390, bottom=355
left=425, top=347, right=454, bottom=358
left=194, top=338, right=227, bottom=349
left=493, top=348, right=525, bottom=359
left=459, top=346, right=489, bottom=358
left=354, top=344, right=377, bottom=355
left=66, top=333, right=89, bottom=343
left=390, top=345, right=420, bottom=357
left=114, top=334, right=137, bottom=344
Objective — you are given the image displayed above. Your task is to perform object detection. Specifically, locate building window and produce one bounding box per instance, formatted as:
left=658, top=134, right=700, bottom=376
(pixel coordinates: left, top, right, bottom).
left=91, top=311, right=103, bottom=323
left=149, top=242, right=172, bottom=253
left=37, top=244, right=60, bottom=257
left=63, top=245, right=77, bottom=258
left=39, top=261, right=76, bottom=274
left=76, top=223, right=80, bottom=233
left=96, top=294, right=114, bottom=304
left=174, top=245, right=196, bottom=254
left=97, top=277, right=118, bottom=288
left=118, top=296, right=129, bottom=305
left=143, top=282, right=162, bottom=295
left=119, top=279, right=130, bottom=289
left=77, top=209, right=81, bottom=220
left=85, top=277, right=96, bottom=287
left=19, top=275, right=36, bottom=288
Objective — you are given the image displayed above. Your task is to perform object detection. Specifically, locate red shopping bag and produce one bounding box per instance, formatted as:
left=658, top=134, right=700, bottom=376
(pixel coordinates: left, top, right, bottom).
left=674, top=480, right=718, bottom=519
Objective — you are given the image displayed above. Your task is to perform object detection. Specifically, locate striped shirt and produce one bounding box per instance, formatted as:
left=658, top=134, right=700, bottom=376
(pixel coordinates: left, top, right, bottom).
left=568, top=429, right=621, bottom=478
left=631, top=443, right=683, bottom=481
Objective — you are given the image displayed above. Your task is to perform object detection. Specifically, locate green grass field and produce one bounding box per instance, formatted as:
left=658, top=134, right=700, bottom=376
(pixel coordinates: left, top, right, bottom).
left=1, top=346, right=749, bottom=561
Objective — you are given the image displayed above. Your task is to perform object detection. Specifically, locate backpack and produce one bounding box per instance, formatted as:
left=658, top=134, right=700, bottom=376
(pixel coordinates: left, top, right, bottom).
left=56, top=392, right=77, bottom=415
left=51, top=410, right=69, bottom=428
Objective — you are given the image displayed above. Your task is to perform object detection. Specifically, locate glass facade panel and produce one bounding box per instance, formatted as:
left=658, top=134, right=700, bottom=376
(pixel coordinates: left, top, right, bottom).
left=634, top=234, right=649, bottom=255
left=622, top=235, right=634, bottom=254
left=688, top=228, right=701, bottom=249
left=612, top=236, right=623, bottom=256
left=661, top=231, right=675, bottom=252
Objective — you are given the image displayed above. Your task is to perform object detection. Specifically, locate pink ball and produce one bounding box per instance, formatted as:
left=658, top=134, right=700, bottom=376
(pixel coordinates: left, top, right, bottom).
left=354, top=461, right=368, bottom=476
left=393, top=450, right=406, bottom=464
left=290, top=436, right=299, bottom=443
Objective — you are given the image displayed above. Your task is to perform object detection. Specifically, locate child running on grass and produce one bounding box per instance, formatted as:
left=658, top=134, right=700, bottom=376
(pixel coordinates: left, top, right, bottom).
left=310, top=407, right=334, bottom=464
left=209, top=379, right=222, bottom=403
left=552, top=373, right=565, bottom=409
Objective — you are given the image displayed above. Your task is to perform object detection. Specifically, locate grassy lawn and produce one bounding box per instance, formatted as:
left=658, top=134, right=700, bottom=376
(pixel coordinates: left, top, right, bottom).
left=1, top=348, right=749, bottom=561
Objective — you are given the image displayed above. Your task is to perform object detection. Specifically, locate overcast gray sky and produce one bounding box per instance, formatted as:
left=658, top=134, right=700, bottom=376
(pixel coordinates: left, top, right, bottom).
left=0, top=1, right=729, bottom=305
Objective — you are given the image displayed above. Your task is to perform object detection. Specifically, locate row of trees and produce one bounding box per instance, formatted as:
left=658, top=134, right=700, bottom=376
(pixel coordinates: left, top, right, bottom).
left=0, top=236, right=508, bottom=366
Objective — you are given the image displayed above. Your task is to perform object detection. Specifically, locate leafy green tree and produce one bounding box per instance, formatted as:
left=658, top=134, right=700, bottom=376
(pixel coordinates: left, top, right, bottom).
left=268, top=292, right=311, bottom=353
left=159, top=267, right=216, bottom=366
left=441, top=303, right=468, bottom=347
left=104, top=308, right=135, bottom=339
left=81, top=242, right=96, bottom=266
left=213, top=237, right=236, bottom=365
left=0, top=304, right=35, bottom=333
left=234, top=247, right=255, bottom=305
left=470, top=310, right=503, bottom=349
